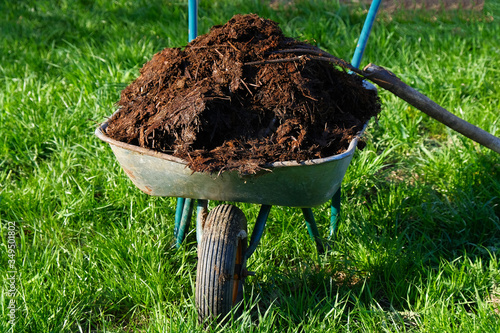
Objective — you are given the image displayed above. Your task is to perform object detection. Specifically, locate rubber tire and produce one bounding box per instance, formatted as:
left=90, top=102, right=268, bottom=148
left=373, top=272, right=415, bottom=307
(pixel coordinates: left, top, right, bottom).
left=195, top=204, right=248, bottom=325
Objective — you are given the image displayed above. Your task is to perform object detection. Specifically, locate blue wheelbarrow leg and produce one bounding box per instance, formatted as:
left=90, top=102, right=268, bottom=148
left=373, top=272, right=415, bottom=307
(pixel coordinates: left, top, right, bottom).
left=175, top=198, right=194, bottom=248
left=301, top=208, right=326, bottom=254
left=245, top=204, right=272, bottom=260
left=174, top=197, right=185, bottom=238
left=330, top=188, right=341, bottom=239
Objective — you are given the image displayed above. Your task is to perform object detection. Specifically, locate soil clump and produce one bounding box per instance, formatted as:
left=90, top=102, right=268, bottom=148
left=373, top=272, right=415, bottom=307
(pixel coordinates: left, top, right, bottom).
left=105, top=14, right=381, bottom=174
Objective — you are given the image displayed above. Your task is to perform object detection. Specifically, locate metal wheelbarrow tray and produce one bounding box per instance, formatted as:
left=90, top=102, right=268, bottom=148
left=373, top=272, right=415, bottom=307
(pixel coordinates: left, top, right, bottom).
left=95, top=122, right=367, bottom=208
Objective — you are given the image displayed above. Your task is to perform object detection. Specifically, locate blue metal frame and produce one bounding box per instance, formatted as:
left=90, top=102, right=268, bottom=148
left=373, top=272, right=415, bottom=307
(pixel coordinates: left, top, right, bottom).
left=175, top=198, right=194, bottom=248
left=330, top=188, right=341, bottom=239
left=302, top=208, right=326, bottom=254
left=245, top=205, right=272, bottom=260
left=351, top=0, right=382, bottom=69
left=188, top=0, right=198, bottom=42
left=174, top=197, right=185, bottom=238
left=173, top=0, right=198, bottom=248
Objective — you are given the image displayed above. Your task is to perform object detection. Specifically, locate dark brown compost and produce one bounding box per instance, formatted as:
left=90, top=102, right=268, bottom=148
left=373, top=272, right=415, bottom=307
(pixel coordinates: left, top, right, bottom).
left=105, top=14, right=381, bottom=174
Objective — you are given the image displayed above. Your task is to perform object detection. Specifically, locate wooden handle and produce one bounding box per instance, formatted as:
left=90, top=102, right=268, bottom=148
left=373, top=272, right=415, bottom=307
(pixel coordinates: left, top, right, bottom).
left=363, top=63, right=500, bottom=154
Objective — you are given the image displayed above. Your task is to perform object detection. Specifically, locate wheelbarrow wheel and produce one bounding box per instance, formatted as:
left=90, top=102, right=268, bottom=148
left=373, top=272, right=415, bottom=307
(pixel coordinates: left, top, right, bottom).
left=195, top=204, right=248, bottom=324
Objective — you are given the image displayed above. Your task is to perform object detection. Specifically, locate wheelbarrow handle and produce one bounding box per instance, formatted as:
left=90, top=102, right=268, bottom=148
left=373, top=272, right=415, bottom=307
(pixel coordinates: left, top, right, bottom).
left=363, top=63, right=500, bottom=155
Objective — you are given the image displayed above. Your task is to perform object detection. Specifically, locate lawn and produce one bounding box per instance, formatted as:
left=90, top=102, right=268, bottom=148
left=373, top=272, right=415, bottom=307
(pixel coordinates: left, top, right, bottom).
left=1, top=0, right=499, bottom=332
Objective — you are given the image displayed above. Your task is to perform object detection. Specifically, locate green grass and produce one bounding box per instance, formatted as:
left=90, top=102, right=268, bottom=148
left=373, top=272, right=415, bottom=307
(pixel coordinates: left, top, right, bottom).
left=1, top=0, right=499, bottom=331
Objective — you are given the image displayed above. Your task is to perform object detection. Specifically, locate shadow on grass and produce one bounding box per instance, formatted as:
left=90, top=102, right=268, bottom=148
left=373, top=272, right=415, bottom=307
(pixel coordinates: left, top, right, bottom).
left=239, top=151, right=499, bottom=328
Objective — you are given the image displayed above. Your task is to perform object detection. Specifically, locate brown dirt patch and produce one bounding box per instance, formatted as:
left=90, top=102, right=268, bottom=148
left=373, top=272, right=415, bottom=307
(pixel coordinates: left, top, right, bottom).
left=105, top=14, right=380, bottom=174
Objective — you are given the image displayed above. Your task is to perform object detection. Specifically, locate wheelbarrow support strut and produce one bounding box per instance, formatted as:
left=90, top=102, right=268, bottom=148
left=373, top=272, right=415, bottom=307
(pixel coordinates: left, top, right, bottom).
left=174, top=198, right=194, bottom=247
left=174, top=189, right=342, bottom=257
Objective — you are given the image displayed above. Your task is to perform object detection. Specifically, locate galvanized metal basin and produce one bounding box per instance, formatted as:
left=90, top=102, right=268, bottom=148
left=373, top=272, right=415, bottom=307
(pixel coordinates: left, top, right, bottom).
left=96, top=122, right=366, bottom=208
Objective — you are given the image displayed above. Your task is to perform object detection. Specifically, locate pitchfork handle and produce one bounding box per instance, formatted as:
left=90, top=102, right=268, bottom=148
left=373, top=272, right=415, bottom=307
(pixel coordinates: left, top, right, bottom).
left=363, top=64, right=500, bottom=155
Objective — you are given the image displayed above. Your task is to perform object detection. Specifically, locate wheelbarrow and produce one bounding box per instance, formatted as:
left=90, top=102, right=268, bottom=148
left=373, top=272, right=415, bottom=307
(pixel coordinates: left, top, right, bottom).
left=95, top=117, right=369, bottom=323
left=96, top=0, right=381, bottom=322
